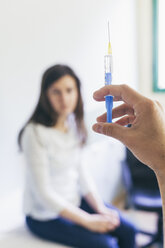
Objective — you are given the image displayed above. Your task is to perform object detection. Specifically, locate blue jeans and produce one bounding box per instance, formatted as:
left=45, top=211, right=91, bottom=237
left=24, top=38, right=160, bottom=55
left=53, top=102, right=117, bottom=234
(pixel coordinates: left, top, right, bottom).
left=26, top=198, right=137, bottom=248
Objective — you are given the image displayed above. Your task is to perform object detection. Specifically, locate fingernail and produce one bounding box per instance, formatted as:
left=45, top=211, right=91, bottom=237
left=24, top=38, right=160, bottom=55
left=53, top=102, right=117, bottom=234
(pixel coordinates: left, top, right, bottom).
left=93, top=91, right=101, bottom=100
left=96, top=124, right=103, bottom=133
left=93, top=93, right=98, bottom=99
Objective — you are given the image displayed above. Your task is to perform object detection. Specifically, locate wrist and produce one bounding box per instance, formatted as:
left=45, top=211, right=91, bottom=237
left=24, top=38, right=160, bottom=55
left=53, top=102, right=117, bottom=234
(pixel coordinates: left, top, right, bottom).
left=80, top=212, right=91, bottom=227
left=96, top=204, right=107, bottom=214
left=155, top=168, right=165, bottom=191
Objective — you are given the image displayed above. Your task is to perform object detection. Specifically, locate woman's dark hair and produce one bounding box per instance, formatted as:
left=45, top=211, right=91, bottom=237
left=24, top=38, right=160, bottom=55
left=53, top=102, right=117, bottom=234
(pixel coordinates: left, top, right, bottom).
left=18, top=64, right=87, bottom=149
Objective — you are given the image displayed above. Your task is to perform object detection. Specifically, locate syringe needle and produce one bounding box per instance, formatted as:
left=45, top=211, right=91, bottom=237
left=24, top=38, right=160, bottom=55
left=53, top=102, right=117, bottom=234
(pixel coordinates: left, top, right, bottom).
left=108, top=21, right=110, bottom=43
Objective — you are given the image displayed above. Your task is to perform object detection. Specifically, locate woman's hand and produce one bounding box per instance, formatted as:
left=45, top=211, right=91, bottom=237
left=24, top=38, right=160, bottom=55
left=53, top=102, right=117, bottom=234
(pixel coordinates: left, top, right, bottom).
left=84, top=213, right=119, bottom=233
left=98, top=206, right=120, bottom=227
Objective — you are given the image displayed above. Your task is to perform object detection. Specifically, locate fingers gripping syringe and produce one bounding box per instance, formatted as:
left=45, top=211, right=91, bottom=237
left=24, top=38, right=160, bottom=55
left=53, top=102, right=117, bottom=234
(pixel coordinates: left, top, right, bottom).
left=104, top=22, right=113, bottom=123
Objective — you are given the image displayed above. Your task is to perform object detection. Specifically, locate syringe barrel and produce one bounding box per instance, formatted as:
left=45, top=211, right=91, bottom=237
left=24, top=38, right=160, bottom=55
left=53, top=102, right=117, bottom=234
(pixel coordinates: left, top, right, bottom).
left=104, top=54, right=113, bottom=74
left=104, top=54, right=113, bottom=85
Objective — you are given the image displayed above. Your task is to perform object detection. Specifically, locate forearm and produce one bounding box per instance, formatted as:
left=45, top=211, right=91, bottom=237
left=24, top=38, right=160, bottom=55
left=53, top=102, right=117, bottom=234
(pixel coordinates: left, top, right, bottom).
left=84, top=191, right=105, bottom=214
left=156, top=170, right=165, bottom=244
left=59, top=204, right=90, bottom=227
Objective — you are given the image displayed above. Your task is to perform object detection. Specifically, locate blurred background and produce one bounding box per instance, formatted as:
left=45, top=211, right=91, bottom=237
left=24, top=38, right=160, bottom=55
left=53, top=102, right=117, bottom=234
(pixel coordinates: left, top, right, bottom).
left=0, top=0, right=164, bottom=247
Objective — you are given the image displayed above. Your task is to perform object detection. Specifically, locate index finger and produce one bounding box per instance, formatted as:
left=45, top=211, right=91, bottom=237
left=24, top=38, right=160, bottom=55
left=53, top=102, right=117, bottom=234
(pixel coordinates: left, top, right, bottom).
left=93, top=84, right=144, bottom=107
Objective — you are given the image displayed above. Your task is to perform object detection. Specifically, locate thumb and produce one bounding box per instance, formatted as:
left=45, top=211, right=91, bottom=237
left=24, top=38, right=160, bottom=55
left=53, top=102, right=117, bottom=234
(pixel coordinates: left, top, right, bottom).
left=92, top=122, right=127, bottom=143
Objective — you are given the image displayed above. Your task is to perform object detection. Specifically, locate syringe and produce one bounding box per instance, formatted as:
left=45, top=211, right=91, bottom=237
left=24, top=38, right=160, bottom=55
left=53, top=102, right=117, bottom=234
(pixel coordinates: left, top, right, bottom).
left=104, top=22, right=113, bottom=123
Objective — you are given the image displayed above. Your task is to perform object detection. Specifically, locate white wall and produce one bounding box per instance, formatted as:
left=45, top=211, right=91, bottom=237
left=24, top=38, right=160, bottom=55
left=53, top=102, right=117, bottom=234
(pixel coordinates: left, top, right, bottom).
left=137, top=0, right=165, bottom=107
left=0, top=0, right=138, bottom=200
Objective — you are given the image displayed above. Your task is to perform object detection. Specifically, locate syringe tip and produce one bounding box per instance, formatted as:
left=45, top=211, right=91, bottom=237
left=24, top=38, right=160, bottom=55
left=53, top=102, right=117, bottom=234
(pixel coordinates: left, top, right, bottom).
left=108, top=42, right=112, bottom=55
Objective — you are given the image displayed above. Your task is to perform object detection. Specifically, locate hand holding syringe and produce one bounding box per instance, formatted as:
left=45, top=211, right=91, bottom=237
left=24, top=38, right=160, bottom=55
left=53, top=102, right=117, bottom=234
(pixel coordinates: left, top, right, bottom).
left=104, top=22, right=113, bottom=123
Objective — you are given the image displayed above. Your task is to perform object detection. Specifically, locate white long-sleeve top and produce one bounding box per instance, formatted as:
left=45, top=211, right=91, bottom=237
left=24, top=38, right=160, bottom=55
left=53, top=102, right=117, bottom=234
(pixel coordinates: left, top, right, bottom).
left=21, top=122, right=96, bottom=220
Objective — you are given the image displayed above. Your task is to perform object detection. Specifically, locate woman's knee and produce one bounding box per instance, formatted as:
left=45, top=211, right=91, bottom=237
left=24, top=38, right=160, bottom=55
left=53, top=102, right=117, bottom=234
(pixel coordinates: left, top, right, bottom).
left=98, top=236, right=119, bottom=248
left=117, top=216, right=137, bottom=245
left=121, top=218, right=137, bottom=236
